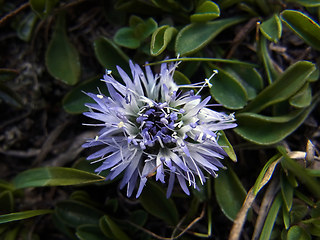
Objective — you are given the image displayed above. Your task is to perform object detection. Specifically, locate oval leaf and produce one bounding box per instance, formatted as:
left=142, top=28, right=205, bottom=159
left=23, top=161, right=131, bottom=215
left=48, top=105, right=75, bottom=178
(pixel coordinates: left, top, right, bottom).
left=46, top=14, right=80, bottom=85
left=114, top=27, right=140, bottom=49
left=281, top=10, right=320, bottom=50
left=260, top=14, right=282, bottom=42
left=208, top=65, right=248, bottom=109
left=0, top=209, right=52, bottom=224
left=17, top=11, right=38, bottom=42
left=214, top=167, right=247, bottom=221
left=190, top=1, right=220, bottom=23
left=244, top=61, right=315, bottom=113
left=94, top=37, right=130, bottom=75
left=175, top=17, right=245, bottom=56
left=150, top=25, right=177, bottom=56
left=12, top=167, right=105, bottom=189
left=139, top=181, right=179, bottom=225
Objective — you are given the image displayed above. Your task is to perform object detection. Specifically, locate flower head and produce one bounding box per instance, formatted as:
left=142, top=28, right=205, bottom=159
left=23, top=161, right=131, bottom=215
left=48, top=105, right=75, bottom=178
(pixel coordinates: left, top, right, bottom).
left=82, top=60, right=236, bottom=198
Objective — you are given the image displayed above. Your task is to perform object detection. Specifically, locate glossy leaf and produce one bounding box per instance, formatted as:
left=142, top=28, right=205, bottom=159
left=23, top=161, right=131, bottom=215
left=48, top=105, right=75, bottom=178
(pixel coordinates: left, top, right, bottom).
left=0, top=209, right=52, bottom=224
left=17, top=11, right=38, bottom=42
left=12, top=167, right=105, bottom=189
left=289, top=84, right=312, bottom=108
left=260, top=14, right=282, bottom=42
left=55, top=200, right=103, bottom=228
left=258, top=36, right=280, bottom=84
left=150, top=25, right=177, bottom=56
left=190, top=1, right=220, bottom=22
left=0, top=83, right=23, bottom=108
left=217, top=131, right=237, bottom=162
left=208, top=65, right=248, bottom=110
left=62, top=76, right=108, bottom=114
left=287, top=226, right=311, bottom=240
left=214, top=167, right=247, bottom=221
left=259, top=194, right=282, bottom=240
left=93, top=37, right=130, bottom=75
left=235, top=102, right=317, bottom=145
left=99, top=215, right=130, bottom=240
left=244, top=61, right=315, bottom=113
left=175, top=17, right=245, bottom=56
left=46, top=14, right=80, bottom=85
left=76, top=224, right=106, bottom=240
left=30, top=0, right=59, bottom=17
left=281, top=10, right=320, bottom=51
left=139, top=181, right=179, bottom=225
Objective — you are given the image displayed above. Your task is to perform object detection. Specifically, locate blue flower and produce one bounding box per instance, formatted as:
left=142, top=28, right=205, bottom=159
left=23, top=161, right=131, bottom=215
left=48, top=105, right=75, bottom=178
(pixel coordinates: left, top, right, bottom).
left=82, top=60, right=236, bottom=198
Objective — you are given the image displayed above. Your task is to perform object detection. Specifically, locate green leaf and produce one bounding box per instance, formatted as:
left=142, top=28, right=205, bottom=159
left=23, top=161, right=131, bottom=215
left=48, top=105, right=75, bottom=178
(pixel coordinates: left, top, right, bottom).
left=99, top=216, right=130, bottom=240
left=12, top=167, right=105, bottom=189
left=217, top=131, right=237, bottom=162
left=133, top=17, right=157, bottom=41
left=173, top=70, right=191, bottom=85
left=252, top=154, right=280, bottom=195
left=234, top=102, right=317, bottom=145
left=62, top=75, right=108, bottom=114
left=0, top=209, right=52, bottom=224
left=150, top=25, right=177, bottom=56
left=46, top=14, right=80, bottom=85
left=281, top=10, right=320, bottom=51
left=258, top=36, right=280, bottom=84
left=243, top=61, right=315, bottom=113
left=175, top=17, right=245, bottom=56
left=55, top=200, right=103, bottom=228
left=259, top=194, right=282, bottom=240
left=281, top=173, right=294, bottom=212
left=30, top=0, right=59, bottom=17
left=214, top=167, right=247, bottom=221
left=289, top=84, right=312, bottom=108
left=208, top=65, right=248, bottom=109
left=287, top=0, right=320, bottom=7
left=260, top=14, right=282, bottom=42
left=190, top=1, right=220, bottom=22
left=280, top=149, right=320, bottom=198
left=224, top=65, right=263, bottom=100
left=139, top=181, right=179, bottom=225
left=76, top=224, right=106, bottom=240
left=0, top=83, right=23, bottom=108
left=17, top=11, right=38, bottom=42
left=94, top=37, right=130, bottom=75
left=114, top=27, right=140, bottom=49
left=287, top=225, right=311, bottom=240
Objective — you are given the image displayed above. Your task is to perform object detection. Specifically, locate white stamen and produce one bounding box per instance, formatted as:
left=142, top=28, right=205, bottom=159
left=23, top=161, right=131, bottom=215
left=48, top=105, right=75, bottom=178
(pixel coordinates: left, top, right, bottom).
left=97, top=94, right=104, bottom=99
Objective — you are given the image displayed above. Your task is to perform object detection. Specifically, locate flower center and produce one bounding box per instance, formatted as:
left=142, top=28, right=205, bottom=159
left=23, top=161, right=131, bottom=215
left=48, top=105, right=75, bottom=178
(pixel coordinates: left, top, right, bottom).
left=136, top=102, right=179, bottom=150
